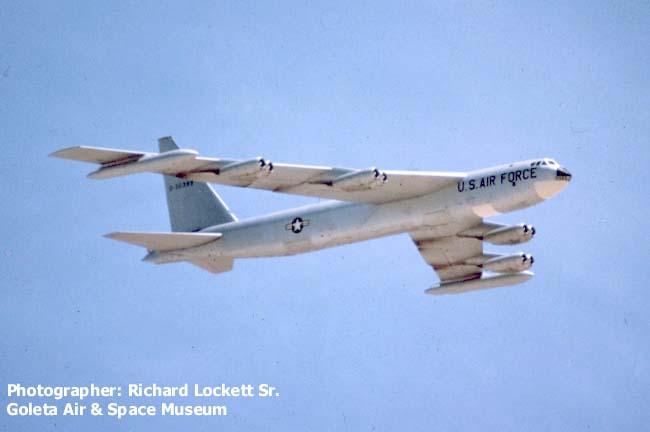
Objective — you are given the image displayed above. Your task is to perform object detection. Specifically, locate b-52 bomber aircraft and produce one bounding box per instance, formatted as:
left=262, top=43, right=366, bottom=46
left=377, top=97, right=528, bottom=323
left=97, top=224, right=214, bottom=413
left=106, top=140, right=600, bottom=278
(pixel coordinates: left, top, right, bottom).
left=51, top=137, right=571, bottom=295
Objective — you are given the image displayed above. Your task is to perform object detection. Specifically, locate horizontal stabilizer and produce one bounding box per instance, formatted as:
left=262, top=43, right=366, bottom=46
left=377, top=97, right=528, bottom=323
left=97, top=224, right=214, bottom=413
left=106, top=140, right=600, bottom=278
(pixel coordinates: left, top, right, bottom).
left=105, top=231, right=222, bottom=252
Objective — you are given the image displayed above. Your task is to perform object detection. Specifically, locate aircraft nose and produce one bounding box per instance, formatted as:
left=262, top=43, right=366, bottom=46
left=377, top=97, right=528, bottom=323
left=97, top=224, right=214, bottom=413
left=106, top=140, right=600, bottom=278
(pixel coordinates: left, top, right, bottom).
left=556, top=167, right=572, bottom=182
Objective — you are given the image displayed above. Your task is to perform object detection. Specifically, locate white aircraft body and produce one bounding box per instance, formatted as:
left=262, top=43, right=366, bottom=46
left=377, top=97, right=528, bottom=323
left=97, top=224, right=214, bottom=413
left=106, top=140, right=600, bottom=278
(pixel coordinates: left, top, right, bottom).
left=51, top=137, right=571, bottom=295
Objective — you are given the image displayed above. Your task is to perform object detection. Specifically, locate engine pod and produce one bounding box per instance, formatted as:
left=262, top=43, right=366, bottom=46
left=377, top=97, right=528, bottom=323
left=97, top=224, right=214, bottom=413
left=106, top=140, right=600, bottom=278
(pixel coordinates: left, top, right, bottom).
left=218, top=158, right=273, bottom=178
left=483, top=224, right=535, bottom=245
left=331, top=168, right=388, bottom=192
left=482, top=252, right=534, bottom=273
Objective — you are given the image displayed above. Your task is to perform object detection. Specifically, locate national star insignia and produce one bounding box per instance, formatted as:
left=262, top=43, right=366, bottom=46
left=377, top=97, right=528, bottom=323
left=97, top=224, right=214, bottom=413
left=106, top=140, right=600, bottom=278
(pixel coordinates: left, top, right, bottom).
left=285, top=217, right=310, bottom=234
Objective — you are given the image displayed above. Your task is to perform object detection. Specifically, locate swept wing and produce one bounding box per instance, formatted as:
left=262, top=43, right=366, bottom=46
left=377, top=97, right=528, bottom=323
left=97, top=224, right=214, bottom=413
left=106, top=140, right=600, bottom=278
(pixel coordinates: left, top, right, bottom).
left=50, top=142, right=465, bottom=204
left=410, top=219, right=534, bottom=295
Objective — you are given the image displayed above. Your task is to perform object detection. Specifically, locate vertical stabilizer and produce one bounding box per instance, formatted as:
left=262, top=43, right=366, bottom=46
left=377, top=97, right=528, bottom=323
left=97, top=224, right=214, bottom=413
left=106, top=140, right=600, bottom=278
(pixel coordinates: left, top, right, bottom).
left=159, top=137, right=237, bottom=232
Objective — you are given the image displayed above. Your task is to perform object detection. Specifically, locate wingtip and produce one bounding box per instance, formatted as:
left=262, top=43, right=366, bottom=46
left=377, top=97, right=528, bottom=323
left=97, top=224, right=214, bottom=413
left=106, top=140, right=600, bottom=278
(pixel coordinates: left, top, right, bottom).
left=424, top=271, right=534, bottom=296
left=49, top=147, right=77, bottom=158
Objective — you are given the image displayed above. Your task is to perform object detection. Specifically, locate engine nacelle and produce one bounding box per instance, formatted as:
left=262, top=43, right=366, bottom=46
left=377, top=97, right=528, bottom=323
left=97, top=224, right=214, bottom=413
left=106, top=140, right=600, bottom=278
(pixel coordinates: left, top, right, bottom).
left=483, top=253, right=534, bottom=274
left=218, top=158, right=273, bottom=178
left=483, top=223, right=535, bottom=245
left=331, top=168, right=388, bottom=192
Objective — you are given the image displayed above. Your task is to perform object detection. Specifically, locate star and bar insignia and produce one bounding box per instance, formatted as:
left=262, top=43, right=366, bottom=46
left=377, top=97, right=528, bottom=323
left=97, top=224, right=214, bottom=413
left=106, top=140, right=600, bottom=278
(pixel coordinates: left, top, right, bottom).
left=285, top=217, right=310, bottom=234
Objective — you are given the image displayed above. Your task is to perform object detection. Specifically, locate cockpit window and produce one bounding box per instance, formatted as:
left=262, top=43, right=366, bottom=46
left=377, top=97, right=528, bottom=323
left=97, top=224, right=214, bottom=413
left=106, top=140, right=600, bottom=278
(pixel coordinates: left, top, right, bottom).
left=531, top=159, right=557, bottom=167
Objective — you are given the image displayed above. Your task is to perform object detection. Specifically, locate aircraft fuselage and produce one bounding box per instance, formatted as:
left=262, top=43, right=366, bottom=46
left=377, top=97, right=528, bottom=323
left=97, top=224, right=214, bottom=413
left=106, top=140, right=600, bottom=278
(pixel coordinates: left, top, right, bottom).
left=52, top=137, right=572, bottom=292
left=168, top=159, right=569, bottom=261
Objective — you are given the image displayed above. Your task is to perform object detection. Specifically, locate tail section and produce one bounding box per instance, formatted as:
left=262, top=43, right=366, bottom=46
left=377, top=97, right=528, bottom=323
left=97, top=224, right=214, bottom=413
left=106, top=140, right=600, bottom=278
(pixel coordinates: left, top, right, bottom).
left=105, top=230, right=233, bottom=274
left=158, top=137, right=237, bottom=232
left=105, top=231, right=222, bottom=251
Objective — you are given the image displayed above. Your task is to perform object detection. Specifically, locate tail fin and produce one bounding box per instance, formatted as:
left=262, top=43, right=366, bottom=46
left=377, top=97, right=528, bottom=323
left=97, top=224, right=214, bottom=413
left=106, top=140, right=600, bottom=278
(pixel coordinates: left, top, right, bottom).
left=159, top=137, right=237, bottom=232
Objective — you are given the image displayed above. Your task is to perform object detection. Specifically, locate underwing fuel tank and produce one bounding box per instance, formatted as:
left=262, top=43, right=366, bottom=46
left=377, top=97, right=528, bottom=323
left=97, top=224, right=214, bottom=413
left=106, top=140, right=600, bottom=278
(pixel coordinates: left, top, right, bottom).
left=88, top=149, right=199, bottom=179
left=425, top=271, right=533, bottom=295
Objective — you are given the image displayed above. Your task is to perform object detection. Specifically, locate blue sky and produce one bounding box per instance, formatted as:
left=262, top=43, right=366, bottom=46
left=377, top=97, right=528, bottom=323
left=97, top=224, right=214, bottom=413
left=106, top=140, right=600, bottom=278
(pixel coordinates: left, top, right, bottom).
left=1, top=1, right=649, bottom=430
